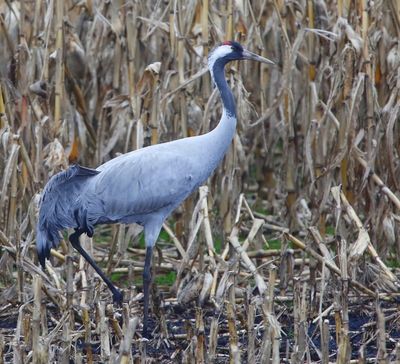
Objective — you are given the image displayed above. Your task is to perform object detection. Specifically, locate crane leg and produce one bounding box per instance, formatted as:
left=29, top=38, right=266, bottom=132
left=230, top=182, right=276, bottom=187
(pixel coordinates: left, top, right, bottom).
left=69, top=229, right=123, bottom=304
left=142, top=246, right=153, bottom=338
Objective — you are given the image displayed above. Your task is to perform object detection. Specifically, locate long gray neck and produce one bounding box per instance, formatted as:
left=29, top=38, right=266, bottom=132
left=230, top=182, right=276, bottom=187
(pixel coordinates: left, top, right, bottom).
left=201, top=58, right=237, bottom=173
left=211, top=59, right=236, bottom=118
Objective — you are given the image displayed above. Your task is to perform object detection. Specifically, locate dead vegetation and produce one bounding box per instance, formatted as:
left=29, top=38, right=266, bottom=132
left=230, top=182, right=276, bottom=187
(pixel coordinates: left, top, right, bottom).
left=1, top=0, right=400, bottom=362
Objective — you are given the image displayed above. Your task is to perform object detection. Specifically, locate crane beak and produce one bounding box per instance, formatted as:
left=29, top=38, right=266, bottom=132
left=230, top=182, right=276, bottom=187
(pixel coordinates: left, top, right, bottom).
left=242, top=49, right=275, bottom=65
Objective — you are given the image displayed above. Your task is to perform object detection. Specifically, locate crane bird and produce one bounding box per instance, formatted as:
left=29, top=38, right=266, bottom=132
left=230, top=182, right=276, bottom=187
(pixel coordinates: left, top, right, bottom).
left=36, top=41, right=274, bottom=337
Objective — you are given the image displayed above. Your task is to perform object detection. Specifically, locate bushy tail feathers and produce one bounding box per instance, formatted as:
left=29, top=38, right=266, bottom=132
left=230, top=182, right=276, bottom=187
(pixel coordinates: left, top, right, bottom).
left=36, top=164, right=100, bottom=269
left=36, top=225, right=50, bottom=269
left=36, top=224, right=61, bottom=269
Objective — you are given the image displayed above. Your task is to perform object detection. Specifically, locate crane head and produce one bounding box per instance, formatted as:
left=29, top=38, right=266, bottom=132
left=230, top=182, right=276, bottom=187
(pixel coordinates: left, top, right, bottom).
left=208, top=41, right=274, bottom=69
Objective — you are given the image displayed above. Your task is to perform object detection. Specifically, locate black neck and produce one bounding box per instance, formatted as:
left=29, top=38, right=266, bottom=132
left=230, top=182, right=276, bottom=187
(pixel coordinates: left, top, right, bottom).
left=212, top=59, right=236, bottom=118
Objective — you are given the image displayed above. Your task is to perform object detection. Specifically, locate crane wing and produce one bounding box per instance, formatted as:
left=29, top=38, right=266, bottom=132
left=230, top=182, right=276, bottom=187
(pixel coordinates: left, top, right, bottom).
left=36, top=164, right=100, bottom=267
left=90, top=146, right=201, bottom=225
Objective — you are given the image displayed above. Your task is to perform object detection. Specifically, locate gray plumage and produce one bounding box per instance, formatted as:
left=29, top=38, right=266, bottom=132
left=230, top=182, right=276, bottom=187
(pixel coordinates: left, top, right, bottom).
left=37, top=121, right=233, bottom=259
left=36, top=41, right=273, bottom=338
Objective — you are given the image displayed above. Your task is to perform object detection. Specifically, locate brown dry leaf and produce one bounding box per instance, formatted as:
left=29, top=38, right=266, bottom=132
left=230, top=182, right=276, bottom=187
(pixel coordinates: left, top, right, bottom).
left=199, top=271, right=213, bottom=305
left=236, top=16, right=247, bottom=37
left=177, top=273, right=205, bottom=305
left=332, top=17, right=363, bottom=55
left=65, top=32, right=87, bottom=81
left=382, top=214, right=396, bottom=248
left=68, top=134, right=80, bottom=163
left=0, top=142, right=19, bottom=213
left=385, top=101, right=400, bottom=190
left=348, top=228, right=370, bottom=262
left=331, top=185, right=342, bottom=231
left=43, top=139, right=68, bottom=174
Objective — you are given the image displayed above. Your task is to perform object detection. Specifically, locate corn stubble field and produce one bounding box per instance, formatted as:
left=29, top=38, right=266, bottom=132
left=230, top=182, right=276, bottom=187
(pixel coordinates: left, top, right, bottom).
left=1, top=0, right=400, bottom=362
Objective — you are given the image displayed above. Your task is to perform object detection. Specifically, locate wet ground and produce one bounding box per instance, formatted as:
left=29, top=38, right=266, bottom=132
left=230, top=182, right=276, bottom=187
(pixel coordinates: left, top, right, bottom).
left=2, top=297, right=399, bottom=362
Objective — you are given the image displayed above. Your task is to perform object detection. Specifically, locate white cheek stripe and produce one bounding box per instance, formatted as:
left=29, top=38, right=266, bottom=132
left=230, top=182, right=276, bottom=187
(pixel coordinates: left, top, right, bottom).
left=207, top=45, right=232, bottom=77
